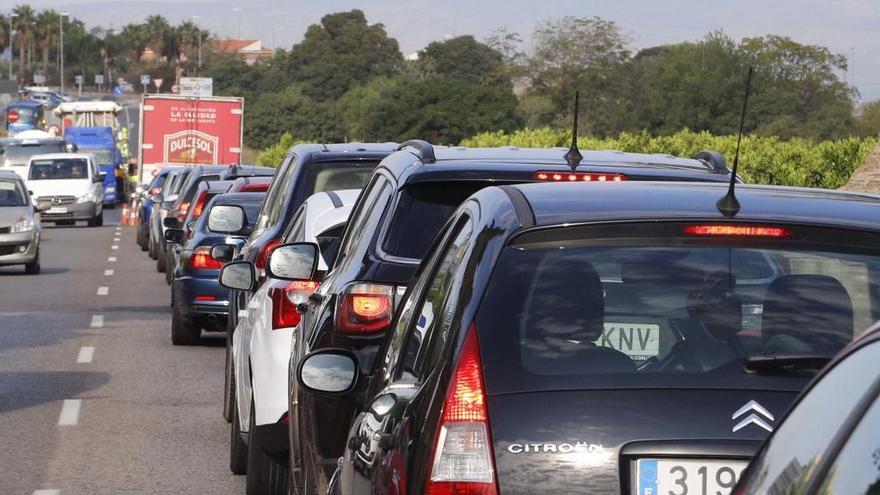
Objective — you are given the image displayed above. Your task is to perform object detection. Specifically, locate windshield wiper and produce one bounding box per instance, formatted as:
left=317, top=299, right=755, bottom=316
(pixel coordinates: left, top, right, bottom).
left=743, top=353, right=833, bottom=376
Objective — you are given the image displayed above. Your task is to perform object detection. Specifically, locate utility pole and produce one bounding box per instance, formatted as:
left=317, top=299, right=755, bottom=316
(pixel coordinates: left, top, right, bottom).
left=60, top=12, right=69, bottom=95
left=8, top=12, right=17, bottom=81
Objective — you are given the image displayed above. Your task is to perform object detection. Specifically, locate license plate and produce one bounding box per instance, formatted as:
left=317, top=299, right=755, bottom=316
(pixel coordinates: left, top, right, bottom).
left=46, top=207, right=67, bottom=214
left=594, top=323, right=660, bottom=361
left=637, top=458, right=747, bottom=495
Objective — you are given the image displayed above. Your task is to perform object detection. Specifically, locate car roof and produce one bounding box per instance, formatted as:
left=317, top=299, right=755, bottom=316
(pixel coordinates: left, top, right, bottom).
left=287, top=142, right=399, bottom=163
left=505, top=181, right=880, bottom=232
left=7, top=100, right=43, bottom=109
left=0, top=169, right=23, bottom=179
left=28, top=153, right=94, bottom=161
left=210, top=192, right=266, bottom=206
left=202, top=180, right=234, bottom=192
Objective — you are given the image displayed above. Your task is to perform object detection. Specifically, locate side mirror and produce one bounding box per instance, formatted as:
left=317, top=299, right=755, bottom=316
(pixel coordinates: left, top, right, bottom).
left=163, top=216, right=180, bottom=229
left=266, top=242, right=319, bottom=281
left=211, top=243, right=237, bottom=263
left=297, top=349, right=358, bottom=395
left=219, top=261, right=256, bottom=291
left=35, top=200, right=51, bottom=212
left=164, top=228, right=184, bottom=244
left=207, top=205, right=246, bottom=234
left=65, top=143, right=77, bottom=152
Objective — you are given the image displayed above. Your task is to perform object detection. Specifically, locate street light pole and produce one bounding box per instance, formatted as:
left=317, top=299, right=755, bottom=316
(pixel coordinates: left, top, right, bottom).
left=8, top=13, right=17, bottom=81
left=60, top=12, right=69, bottom=95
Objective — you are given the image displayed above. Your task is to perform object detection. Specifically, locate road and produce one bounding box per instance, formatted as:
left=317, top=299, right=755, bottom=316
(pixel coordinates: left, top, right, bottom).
left=0, top=209, right=244, bottom=495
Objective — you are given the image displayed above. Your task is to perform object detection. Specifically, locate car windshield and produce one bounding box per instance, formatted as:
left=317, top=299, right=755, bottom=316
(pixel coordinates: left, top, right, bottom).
left=0, top=142, right=66, bottom=167
left=0, top=179, right=27, bottom=206
left=29, top=159, right=89, bottom=180
left=80, top=148, right=113, bottom=166
left=476, top=226, right=880, bottom=394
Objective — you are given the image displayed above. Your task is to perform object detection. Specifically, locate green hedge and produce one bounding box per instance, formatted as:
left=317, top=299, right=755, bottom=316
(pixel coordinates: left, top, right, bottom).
left=461, top=129, right=878, bottom=189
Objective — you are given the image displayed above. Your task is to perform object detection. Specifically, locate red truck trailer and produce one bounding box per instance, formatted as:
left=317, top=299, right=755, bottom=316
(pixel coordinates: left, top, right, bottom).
left=137, top=94, right=244, bottom=183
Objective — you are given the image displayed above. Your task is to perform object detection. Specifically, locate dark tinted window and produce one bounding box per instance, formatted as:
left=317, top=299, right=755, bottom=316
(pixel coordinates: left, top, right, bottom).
left=0, top=178, right=27, bottom=206
left=382, top=182, right=489, bottom=259
left=29, top=158, right=89, bottom=180
left=740, top=343, right=880, bottom=495
left=335, top=175, right=390, bottom=266
left=476, top=228, right=880, bottom=394
left=315, top=224, right=346, bottom=268
left=819, top=388, right=880, bottom=495
left=311, top=165, right=376, bottom=193
left=254, top=154, right=294, bottom=232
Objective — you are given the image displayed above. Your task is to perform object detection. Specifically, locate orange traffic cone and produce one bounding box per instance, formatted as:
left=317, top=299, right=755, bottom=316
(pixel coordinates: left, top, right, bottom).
left=121, top=204, right=131, bottom=225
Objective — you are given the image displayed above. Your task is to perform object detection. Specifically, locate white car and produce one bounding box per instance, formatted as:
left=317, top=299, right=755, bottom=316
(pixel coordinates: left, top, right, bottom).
left=227, top=189, right=359, bottom=492
left=25, top=153, right=104, bottom=227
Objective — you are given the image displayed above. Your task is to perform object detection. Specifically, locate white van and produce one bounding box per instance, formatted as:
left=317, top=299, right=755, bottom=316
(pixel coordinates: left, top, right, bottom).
left=25, top=153, right=104, bottom=227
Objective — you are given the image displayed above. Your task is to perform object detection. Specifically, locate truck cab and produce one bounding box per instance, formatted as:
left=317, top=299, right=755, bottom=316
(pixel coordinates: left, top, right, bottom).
left=63, top=127, right=123, bottom=205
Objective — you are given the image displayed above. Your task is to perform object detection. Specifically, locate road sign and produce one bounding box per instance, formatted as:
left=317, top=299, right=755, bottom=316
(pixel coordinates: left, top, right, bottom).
left=179, top=77, right=214, bottom=97
left=140, top=74, right=151, bottom=86
left=95, top=74, right=105, bottom=85
left=153, top=79, right=164, bottom=91
left=33, top=74, right=46, bottom=84
left=74, top=75, right=84, bottom=85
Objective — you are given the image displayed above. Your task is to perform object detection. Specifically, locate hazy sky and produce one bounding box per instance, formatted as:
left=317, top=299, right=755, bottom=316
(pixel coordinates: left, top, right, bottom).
left=9, top=0, right=880, bottom=101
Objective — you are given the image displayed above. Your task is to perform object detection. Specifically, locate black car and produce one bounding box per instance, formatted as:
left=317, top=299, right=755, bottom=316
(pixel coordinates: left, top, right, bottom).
left=223, top=142, right=397, bottom=424
left=735, top=321, right=880, bottom=495
left=135, top=166, right=177, bottom=252
left=288, top=180, right=880, bottom=495
left=286, top=142, right=738, bottom=493
left=167, top=192, right=267, bottom=345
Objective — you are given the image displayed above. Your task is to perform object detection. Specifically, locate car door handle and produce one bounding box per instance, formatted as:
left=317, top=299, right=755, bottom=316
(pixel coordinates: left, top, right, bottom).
left=374, top=433, right=396, bottom=451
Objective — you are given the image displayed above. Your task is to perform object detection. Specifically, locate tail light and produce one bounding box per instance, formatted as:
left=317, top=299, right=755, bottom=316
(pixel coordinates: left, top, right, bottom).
left=191, top=191, right=208, bottom=219
left=190, top=246, right=223, bottom=270
left=535, top=171, right=626, bottom=182
left=683, top=224, right=791, bottom=238
left=7, top=109, right=19, bottom=123
left=271, top=280, right=319, bottom=330
left=241, top=183, right=270, bottom=192
left=335, top=283, right=394, bottom=334
left=255, top=238, right=282, bottom=271
left=174, top=200, right=191, bottom=223
left=426, top=325, right=497, bottom=495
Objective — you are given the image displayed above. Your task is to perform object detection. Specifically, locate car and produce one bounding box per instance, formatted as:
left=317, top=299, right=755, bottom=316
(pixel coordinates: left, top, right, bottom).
left=148, top=167, right=191, bottom=260
left=167, top=192, right=267, bottom=345
left=286, top=179, right=880, bottom=495
left=159, top=164, right=275, bottom=274
left=135, top=167, right=179, bottom=251
left=223, top=143, right=397, bottom=423
left=25, top=153, right=105, bottom=227
left=0, top=169, right=47, bottom=274
left=28, top=91, right=64, bottom=109
left=734, top=319, right=880, bottom=495
left=285, top=141, right=739, bottom=493
left=0, top=134, right=70, bottom=176
left=4, top=101, right=46, bottom=136
left=221, top=189, right=360, bottom=493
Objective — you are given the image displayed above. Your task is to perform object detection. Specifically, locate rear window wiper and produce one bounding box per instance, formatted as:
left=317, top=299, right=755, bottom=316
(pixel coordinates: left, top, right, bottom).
left=743, top=353, right=833, bottom=376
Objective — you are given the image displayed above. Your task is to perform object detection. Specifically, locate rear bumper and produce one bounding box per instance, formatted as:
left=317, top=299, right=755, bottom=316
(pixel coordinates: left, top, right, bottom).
left=41, top=201, right=98, bottom=222
left=173, top=276, right=230, bottom=317
left=0, top=231, right=39, bottom=265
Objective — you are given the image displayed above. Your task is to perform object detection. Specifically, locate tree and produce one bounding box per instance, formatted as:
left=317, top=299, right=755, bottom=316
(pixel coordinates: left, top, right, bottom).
left=418, top=35, right=508, bottom=87
left=284, top=10, right=403, bottom=101
left=244, top=85, right=345, bottom=149
left=359, top=77, right=521, bottom=144
left=857, top=101, right=880, bottom=137
left=13, top=5, right=36, bottom=78
left=35, top=10, right=59, bottom=76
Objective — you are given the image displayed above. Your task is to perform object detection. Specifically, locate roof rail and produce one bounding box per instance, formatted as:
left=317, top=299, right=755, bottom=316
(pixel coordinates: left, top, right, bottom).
left=693, top=150, right=730, bottom=174
left=398, top=140, right=436, bottom=164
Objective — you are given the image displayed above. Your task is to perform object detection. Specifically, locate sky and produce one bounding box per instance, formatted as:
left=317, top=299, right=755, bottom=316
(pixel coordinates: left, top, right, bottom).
left=7, top=0, right=880, bottom=101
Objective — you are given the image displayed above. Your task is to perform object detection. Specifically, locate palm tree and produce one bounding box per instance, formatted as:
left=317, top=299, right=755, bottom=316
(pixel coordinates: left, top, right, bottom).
left=120, top=23, right=150, bottom=62
left=13, top=5, right=36, bottom=78
left=144, top=15, right=171, bottom=62
left=36, top=9, right=59, bottom=76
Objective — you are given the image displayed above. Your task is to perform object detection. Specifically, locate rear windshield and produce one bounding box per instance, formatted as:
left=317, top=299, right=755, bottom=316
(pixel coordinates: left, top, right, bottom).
left=311, top=165, right=375, bottom=194
left=383, top=182, right=492, bottom=259
left=476, top=224, right=880, bottom=394
left=29, top=159, right=89, bottom=180
left=0, top=142, right=66, bottom=167
left=0, top=179, right=28, bottom=206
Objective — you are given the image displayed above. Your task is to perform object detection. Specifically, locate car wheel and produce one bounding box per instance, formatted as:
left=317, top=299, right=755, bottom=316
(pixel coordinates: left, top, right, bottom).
left=157, top=244, right=167, bottom=273
left=229, top=374, right=248, bottom=475
left=164, top=250, right=175, bottom=285
left=138, top=225, right=149, bottom=251
left=170, top=298, right=200, bottom=346
left=24, top=252, right=40, bottom=275
left=223, top=345, right=234, bottom=423
left=96, top=209, right=104, bottom=227
left=246, top=401, right=291, bottom=495
left=148, top=233, right=157, bottom=259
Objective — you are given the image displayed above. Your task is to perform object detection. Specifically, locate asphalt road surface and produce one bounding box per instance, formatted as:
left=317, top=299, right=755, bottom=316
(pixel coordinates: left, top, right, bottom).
left=0, top=209, right=244, bottom=495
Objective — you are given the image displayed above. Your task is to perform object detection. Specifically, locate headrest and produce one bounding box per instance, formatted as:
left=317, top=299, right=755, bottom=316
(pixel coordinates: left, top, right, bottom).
left=525, top=259, right=604, bottom=342
left=762, top=274, right=853, bottom=353
left=687, top=272, right=742, bottom=342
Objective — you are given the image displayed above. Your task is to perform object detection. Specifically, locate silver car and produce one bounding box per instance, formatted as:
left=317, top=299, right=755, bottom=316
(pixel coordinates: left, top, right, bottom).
left=0, top=169, right=46, bottom=274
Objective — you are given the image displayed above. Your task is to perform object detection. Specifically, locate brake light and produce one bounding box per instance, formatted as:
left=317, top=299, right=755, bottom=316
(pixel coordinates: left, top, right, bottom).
left=335, top=283, right=394, bottom=334
left=256, top=238, right=281, bottom=271
left=535, top=171, right=626, bottom=182
left=190, top=246, right=223, bottom=270
left=426, top=325, right=497, bottom=495
left=7, top=109, right=19, bottom=123
left=195, top=295, right=216, bottom=301
left=271, top=280, right=319, bottom=330
left=174, top=200, right=191, bottom=222
left=241, top=183, right=270, bottom=192
left=683, top=224, right=791, bottom=238
left=191, top=191, right=208, bottom=219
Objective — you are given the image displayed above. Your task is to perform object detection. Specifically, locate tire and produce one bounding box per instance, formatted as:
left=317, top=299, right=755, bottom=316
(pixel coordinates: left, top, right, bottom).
left=247, top=402, right=290, bottom=495
left=24, top=252, right=40, bottom=275
left=229, top=376, right=248, bottom=475
left=223, top=344, right=234, bottom=423
left=96, top=209, right=103, bottom=227
left=164, top=249, right=174, bottom=285
left=170, top=298, right=200, bottom=346
left=157, top=243, right=167, bottom=273
left=138, top=225, right=149, bottom=251
left=87, top=216, right=96, bottom=227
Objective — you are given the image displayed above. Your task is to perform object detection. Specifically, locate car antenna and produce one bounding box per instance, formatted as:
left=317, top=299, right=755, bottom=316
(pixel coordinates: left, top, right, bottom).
left=564, top=90, right=583, bottom=170
left=716, top=66, right=754, bottom=218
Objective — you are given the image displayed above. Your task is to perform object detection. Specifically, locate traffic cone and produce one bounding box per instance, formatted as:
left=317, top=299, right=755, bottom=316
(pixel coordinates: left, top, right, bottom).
left=129, top=206, right=138, bottom=226
left=121, top=204, right=131, bottom=225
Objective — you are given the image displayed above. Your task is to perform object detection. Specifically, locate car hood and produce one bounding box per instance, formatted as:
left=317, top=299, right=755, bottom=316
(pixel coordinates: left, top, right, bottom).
left=0, top=206, right=32, bottom=228
left=27, top=179, right=92, bottom=199
left=488, top=388, right=800, bottom=494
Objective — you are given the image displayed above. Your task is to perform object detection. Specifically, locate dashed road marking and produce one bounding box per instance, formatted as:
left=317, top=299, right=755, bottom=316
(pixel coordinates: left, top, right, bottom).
left=33, top=490, right=61, bottom=495
left=58, top=399, right=81, bottom=426
left=113, top=237, right=120, bottom=242
left=108, top=256, right=117, bottom=262
left=111, top=245, right=119, bottom=250
left=104, top=269, right=114, bottom=276
left=77, top=346, right=95, bottom=363
left=90, top=315, right=104, bottom=328
left=97, top=286, right=109, bottom=296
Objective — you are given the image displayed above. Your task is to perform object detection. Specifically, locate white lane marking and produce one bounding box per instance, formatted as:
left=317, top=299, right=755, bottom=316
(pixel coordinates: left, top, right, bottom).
left=33, top=490, right=61, bottom=495
left=90, top=315, right=104, bottom=328
left=115, top=227, right=122, bottom=231
left=113, top=237, right=120, bottom=242
left=58, top=399, right=81, bottom=426
left=77, top=346, right=95, bottom=363
left=104, top=269, right=114, bottom=276
left=111, top=245, right=119, bottom=250
left=97, top=287, right=109, bottom=296
left=108, top=256, right=117, bottom=262
left=238, top=310, right=248, bottom=318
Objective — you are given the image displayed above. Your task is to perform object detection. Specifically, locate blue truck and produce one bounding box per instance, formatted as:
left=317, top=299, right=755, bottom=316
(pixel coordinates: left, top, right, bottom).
left=63, top=126, right=122, bottom=206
